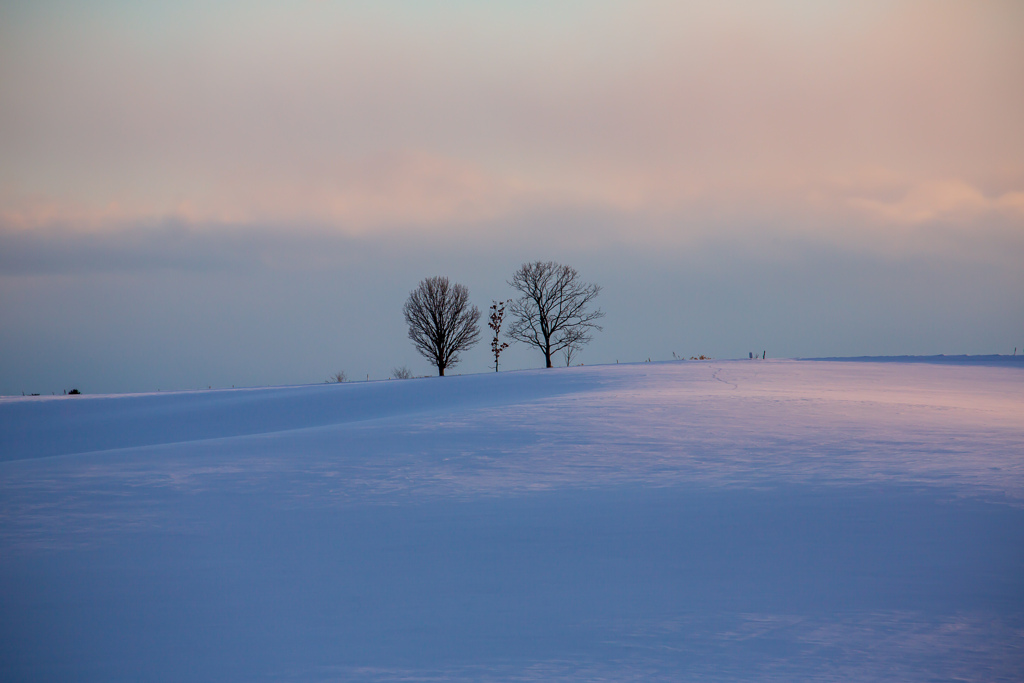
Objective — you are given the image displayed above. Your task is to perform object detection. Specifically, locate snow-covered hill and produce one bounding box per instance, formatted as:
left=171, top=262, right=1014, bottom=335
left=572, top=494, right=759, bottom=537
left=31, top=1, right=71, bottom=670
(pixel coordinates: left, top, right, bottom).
left=2, top=360, right=1022, bottom=681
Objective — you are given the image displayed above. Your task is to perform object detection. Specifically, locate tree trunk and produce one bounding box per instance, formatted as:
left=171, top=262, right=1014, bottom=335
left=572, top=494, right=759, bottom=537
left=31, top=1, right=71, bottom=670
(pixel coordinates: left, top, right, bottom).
left=438, top=366, right=445, bottom=376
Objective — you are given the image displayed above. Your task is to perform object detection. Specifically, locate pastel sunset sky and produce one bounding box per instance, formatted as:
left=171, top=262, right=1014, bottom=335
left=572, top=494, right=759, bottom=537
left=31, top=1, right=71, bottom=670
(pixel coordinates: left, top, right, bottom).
left=1, top=1, right=1022, bottom=393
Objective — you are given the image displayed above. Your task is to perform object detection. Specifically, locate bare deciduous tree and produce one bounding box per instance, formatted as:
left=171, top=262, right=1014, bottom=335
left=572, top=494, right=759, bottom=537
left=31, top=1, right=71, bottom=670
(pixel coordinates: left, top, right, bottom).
left=403, top=276, right=481, bottom=376
left=327, top=371, right=347, bottom=383
left=507, top=261, right=604, bottom=368
left=563, top=337, right=583, bottom=367
left=391, top=365, right=414, bottom=380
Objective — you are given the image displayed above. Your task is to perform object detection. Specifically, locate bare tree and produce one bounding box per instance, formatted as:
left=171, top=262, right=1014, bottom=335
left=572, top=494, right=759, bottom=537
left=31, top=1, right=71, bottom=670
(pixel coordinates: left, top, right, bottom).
left=327, top=371, right=347, bottom=383
left=391, top=365, right=414, bottom=380
left=563, top=338, right=583, bottom=367
left=488, top=299, right=511, bottom=372
left=507, top=261, right=604, bottom=368
left=403, top=276, right=481, bottom=376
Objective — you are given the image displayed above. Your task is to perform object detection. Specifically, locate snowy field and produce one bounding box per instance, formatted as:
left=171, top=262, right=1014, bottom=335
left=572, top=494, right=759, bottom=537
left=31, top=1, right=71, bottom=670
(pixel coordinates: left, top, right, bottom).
left=1, top=359, right=1022, bottom=682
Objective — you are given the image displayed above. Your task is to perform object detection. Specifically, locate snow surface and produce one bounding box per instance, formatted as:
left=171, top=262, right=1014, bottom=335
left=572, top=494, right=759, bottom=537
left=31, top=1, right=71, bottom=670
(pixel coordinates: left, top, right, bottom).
left=1, top=359, right=1022, bottom=682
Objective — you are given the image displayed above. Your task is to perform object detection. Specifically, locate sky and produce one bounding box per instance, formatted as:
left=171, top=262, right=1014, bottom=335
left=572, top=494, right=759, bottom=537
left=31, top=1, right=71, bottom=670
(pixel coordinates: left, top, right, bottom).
left=1, top=0, right=1022, bottom=394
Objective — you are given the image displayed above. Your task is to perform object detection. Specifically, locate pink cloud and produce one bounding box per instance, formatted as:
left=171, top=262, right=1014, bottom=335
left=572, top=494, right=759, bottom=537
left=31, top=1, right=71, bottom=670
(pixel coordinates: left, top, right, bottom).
left=0, top=1, right=1020, bottom=250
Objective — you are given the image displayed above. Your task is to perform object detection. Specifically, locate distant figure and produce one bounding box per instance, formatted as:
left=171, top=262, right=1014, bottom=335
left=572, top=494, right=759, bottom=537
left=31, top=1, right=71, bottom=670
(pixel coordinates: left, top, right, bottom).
left=749, top=352, right=753, bottom=359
